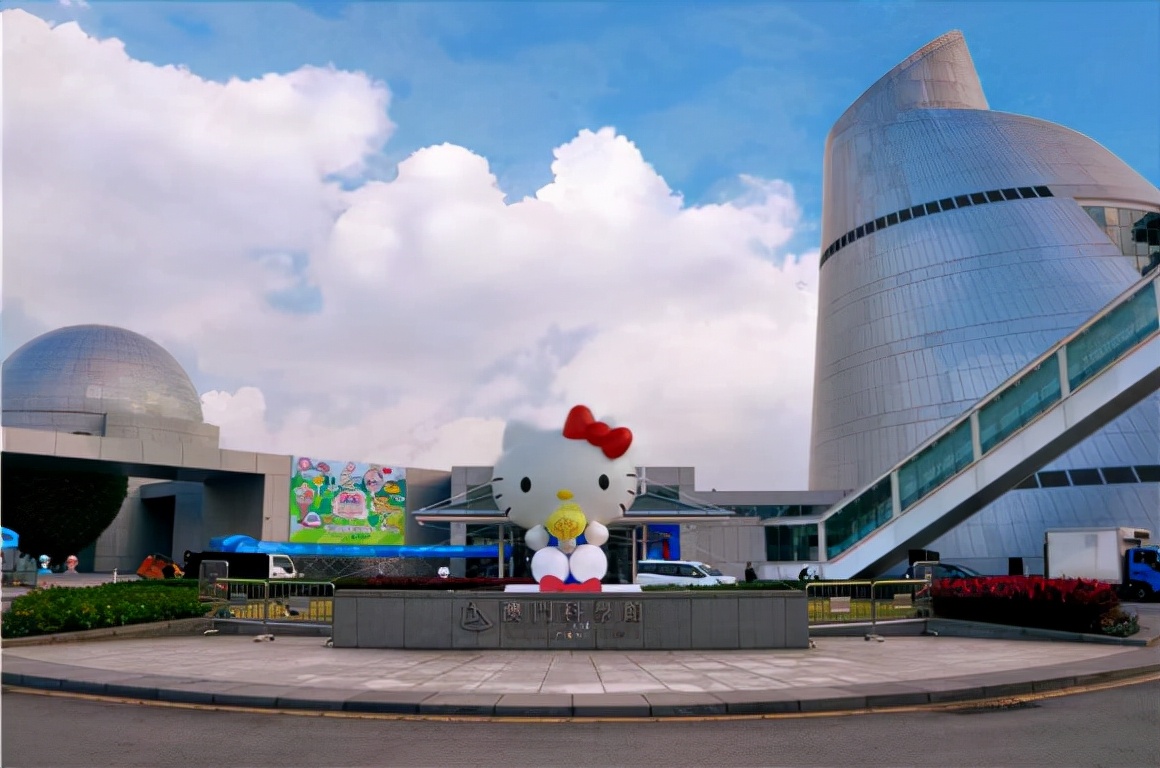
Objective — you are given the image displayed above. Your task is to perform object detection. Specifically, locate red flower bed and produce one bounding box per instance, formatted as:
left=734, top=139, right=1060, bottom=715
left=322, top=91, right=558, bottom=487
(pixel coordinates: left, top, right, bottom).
left=335, top=576, right=536, bottom=591
left=931, top=575, right=1120, bottom=635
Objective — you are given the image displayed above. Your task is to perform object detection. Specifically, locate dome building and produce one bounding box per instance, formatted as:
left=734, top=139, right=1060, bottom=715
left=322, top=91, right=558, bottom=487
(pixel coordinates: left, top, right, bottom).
left=2, top=325, right=292, bottom=572
left=3, top=324, right=204, bottom=434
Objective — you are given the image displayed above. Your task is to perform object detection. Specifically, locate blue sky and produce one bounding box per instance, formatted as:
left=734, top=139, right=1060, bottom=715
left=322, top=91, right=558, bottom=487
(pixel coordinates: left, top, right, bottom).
left=7, top=1, right=1160, bottom=486
left=20, top=0, right=1160, bottom=255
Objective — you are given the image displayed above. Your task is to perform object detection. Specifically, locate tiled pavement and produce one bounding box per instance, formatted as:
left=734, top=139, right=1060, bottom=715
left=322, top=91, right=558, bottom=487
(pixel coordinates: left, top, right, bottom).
left=4, top=612, right=1160, bottom=717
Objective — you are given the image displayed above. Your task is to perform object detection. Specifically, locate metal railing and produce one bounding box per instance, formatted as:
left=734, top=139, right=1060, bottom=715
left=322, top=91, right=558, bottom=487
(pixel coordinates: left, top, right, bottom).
left=806, top=576, right=934, bottom=638
left=200, top=577, right=335, bottom=628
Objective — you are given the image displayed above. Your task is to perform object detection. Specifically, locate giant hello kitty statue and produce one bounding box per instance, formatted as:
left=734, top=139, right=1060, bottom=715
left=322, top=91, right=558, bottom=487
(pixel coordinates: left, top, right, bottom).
left=491, top=405, right=637, bottom=592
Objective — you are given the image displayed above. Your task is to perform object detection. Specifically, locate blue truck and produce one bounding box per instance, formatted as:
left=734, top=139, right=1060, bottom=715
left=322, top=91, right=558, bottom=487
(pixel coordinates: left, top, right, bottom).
left=1044, top=527, right=1160, bottom=601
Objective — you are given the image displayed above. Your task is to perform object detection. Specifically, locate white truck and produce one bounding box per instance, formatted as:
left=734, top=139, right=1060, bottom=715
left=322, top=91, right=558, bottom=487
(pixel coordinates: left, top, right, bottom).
left=1044, top=527, right=1160, bottom=601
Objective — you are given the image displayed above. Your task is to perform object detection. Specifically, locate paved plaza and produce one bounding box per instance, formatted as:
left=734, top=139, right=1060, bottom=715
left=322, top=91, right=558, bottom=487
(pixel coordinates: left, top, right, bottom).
left=3, top=602, right=1159, bottom=717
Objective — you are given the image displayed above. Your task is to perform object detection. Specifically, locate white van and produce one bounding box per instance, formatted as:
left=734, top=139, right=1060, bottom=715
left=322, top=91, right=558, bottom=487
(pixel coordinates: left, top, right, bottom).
left=635, top=560, right=737, bottom=587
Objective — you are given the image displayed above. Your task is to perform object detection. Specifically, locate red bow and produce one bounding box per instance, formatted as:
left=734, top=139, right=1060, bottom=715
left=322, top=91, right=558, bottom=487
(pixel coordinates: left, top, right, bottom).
left=539, top=575, right=603, bottom=593
left=562, top=405, right=633, bottom=459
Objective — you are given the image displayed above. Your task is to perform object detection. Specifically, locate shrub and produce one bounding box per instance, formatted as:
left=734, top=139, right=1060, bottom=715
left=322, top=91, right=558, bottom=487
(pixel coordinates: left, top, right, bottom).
left=333, top=575, right=536, bottom=591
left=1, top=581, right=206, bottom=639
left=931, top=575, right=1135, bottom=636
left=1099, top=606, right=1140, bottom=638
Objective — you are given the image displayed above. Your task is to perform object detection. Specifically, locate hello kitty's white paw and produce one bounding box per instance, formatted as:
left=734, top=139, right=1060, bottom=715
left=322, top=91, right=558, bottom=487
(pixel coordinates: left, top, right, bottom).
left=531, top=547, right=569, bottom=582
left=568, top=544, right=607, bottom=583
left=583, top=521, right=609, bottom=546
left=525, top=525, right=550, bottom=551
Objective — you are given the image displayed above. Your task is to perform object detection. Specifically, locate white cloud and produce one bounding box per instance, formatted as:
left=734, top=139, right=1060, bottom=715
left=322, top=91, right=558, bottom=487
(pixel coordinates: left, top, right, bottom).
left=4, top=9, right=820, bottom=491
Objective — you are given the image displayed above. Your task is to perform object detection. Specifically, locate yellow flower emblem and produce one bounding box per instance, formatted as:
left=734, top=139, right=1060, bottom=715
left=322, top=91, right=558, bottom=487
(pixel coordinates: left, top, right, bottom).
left=545, top=503, right=587, bottom=541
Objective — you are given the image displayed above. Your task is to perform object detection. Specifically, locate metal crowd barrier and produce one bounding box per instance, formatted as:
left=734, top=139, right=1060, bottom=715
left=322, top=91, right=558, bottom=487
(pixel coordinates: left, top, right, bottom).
left=806, top=576, right=934, bottom=638
left=806, top=580, right=875, bottom=624
left=199, top=576, right=335, bottom=627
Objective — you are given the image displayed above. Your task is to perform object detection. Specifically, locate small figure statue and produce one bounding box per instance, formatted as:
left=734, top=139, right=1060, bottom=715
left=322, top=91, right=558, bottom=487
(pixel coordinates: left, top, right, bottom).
left=37, top=554, right=52, bottom=575
left=65, top=555, right=80, bottom=575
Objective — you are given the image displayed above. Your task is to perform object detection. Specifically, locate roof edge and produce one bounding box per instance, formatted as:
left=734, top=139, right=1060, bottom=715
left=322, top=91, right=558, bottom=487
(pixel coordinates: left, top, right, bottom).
left=828, top=30, right=988, bottom=140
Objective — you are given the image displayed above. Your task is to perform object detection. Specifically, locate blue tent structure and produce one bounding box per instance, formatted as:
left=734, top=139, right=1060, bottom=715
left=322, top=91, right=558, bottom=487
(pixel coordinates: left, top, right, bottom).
left=1, top=527, right=19, bottom=551
left=207, top=534, right=510, bottom=560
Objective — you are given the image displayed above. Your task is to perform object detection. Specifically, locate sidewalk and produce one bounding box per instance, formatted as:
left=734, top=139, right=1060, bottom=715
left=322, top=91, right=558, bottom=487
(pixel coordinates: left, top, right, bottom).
left=4, top=604, right=1159, bottom=718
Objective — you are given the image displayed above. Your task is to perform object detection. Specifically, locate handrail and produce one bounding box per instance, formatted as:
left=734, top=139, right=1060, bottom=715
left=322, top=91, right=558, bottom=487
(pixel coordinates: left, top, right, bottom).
left=817, top=268, right=1160, bottom=561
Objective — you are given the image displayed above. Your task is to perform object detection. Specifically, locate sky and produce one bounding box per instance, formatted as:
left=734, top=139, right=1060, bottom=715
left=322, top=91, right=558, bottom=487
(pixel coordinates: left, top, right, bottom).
left=4, top=1, right=1159, bottom=491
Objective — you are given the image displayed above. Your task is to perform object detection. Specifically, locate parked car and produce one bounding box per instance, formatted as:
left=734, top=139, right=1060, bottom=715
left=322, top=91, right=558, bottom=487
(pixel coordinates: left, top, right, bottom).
left=635, top=560, right=737, bottom=587
left=904, top=562, right=982, bottom=581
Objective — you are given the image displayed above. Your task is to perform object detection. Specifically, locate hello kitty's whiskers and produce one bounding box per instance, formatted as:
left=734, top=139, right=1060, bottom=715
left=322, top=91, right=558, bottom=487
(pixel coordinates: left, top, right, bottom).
left=491, top=477, right=504, bottom=482
left=626, top=489, right=636, bottom=495
left=493, top=493, right=503, bottom=499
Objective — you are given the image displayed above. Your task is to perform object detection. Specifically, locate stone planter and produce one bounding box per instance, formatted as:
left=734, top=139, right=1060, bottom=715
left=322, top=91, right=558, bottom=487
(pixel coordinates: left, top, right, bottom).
left=332, top=589, right=809, bottom=650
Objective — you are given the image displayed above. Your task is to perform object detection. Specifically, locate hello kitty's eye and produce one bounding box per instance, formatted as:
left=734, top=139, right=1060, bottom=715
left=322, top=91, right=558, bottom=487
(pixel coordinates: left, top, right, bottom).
left=520, top=477, right=532, bottom=493
left=598, top=474, right=610, bottom=490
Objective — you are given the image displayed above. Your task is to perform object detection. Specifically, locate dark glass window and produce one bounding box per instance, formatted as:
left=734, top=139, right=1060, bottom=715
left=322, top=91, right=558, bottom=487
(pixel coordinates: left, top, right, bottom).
left=839, top=234, right=847, bottom=248
left=1038, top=471, right=1070, bottom=488
left=1083, top=206, right=1107, bottom=227
left=954, top=195, right=971, bottom=207
left=1018, top=187, right=1037, bottom=198
left=1100, top=466, right=1138, bottom=484
left=985, top=190, right=1005, bottom=203
left=977, top=362, right=1061, bottom=455
left=764, top=524, right=818, bottom=562
left=846, top=230, right=856, bottom=243
left=855, top=225, right=865, bottom=238
left=925, top=202, right=940, bottom=215
left=911, top=205, right=927, bottom=218
left=939, top=198, right=956, bottom=210
left=1014, top=474, right=1040, bottom=490
left=825, top=478, right=892, bottom=558
left=1066, top=282, right=1159, bottom=391
left=1001, top=188, right=1021, bottom=200
left=1068, top=469, right=1103, bottom=486
left=1034, top=186, right=1053, bottom=197
left=898, top=420, right=974, bottom=510
left=970, top=192, right=988, bottom=205
left=1135, top=465, right=1160, bottom=483
left=886, top=212, right=899, bottom=226
left=899, top=208, right=912, bottom=222
left=874, top=217, right=887, bottom=230
left=865, top=220, right=876, bottom=234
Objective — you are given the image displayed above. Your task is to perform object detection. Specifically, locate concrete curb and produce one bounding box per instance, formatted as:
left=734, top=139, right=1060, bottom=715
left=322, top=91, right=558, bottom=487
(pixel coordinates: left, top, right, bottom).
left=1, top=617, right=214, bottom=648
left=4, top=644, right=1159, bottom=718
left=924, top=618, right=1157, bottom=647
left=810, top=618, right=1155, bottom=646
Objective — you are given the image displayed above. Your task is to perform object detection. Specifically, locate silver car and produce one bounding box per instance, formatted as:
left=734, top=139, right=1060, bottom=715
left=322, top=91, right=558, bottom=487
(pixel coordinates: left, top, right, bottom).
left=635, top=560, right=738, bottom=586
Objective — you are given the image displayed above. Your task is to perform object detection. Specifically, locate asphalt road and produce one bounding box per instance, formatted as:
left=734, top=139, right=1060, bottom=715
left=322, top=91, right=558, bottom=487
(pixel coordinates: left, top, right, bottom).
left=3, top=679, right=1159, bottom=768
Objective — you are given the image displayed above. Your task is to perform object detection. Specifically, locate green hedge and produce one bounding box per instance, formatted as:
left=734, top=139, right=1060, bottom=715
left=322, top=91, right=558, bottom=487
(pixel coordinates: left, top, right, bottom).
left=333, top=576, right=536, bottom=590
left=1, top=581, right=207, bottom=639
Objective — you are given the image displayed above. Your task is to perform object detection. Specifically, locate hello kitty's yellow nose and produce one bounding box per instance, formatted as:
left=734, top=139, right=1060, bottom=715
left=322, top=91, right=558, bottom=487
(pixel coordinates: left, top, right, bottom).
left=556, top=489, right=573, bottom=501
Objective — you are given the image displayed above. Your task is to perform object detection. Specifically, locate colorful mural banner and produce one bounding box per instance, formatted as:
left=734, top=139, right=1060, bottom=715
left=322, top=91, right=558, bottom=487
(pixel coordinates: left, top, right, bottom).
left=289, top=458, right=407, bottom=545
